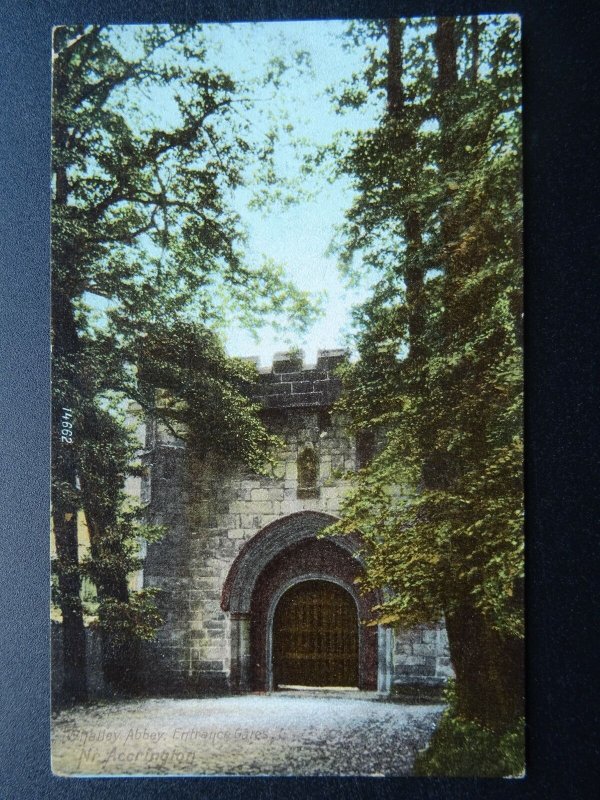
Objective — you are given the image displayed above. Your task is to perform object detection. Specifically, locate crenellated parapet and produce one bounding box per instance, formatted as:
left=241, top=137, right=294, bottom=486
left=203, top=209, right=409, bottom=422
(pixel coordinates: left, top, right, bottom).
left=249, top=349, right=348, bottom=410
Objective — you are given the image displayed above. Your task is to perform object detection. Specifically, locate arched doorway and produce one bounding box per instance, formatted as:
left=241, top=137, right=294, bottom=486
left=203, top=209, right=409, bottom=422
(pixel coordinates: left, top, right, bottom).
left=272, top=580, right=359, bottom=688
left=221, top=512, right=391, bottom=693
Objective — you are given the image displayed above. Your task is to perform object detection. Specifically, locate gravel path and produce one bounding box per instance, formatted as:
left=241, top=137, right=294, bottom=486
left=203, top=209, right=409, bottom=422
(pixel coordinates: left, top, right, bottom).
left=52, top=693, right=444, bottom=776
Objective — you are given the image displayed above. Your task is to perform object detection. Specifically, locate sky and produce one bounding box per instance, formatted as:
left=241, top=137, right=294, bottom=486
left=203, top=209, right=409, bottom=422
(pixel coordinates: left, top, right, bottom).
left=191, top=21, right=382, bottom=367
left=100, top=21, right=383, bottom=367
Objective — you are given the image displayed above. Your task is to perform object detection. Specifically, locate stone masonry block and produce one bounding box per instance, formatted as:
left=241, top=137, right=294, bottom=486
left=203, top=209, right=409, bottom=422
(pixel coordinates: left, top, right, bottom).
left=396, top=629, right=424, bottom=647
left=285, top=462, right=297, bottom=480
left=316, top=349, right=348, bottom=370
left=279, top=500, right=300, bottom=515
left=266, top=381, right=292, bottom=395
left=436, top=657, right=455, bottom=678
left=251, top=500, right=276, bottom=515
left=411, top=642, right=439, bottom=657
left=292, top=381, right=314, bottom=394
left=266, top=393, right=323, bottom=408
left=241, top=479, right=261, bottom=490
left=438, top=628, right=450, bottom=650
left=396, top=661, right=436, bottom=677
left=196, top=660, right=227, bottom=672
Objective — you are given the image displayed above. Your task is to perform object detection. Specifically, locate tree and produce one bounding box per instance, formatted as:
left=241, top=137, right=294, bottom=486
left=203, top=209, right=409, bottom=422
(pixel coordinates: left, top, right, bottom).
left=329, top=15, right=523, bottom=733
left=52, top=24, right=316, bottom=701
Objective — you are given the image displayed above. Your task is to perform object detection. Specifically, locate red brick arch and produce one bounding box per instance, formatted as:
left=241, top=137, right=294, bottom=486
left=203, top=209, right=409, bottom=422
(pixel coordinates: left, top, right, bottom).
left=221, top=512, right=383, bottom=692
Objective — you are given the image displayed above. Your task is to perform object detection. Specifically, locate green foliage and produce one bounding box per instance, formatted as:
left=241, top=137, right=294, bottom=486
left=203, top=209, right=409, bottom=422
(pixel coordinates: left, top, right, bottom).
left=92, top=588, right=164, bottom=691
left=52, top=24, right=317, bottom=333
left=93, top=589, right=164, bottom=648
left=137, top=320, right=281, bottom=473
left=414, top=681, right=525, bottom=776
left=328, top=15, right=523, bottom=638
left=325, top=16, right=523, bottom=730
left=51, top=24, right=318, bottom=672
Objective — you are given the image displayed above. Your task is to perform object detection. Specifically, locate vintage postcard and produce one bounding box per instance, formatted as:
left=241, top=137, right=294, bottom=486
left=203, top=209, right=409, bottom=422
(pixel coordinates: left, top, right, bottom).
left=51, top=16, right=523, bottom=777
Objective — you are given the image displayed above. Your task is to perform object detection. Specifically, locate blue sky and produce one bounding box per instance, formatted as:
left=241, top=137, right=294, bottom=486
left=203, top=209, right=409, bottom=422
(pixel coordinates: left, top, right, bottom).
left=106, top=21, right=383, bottom=366
left=198, top=21, right=381, bottom=367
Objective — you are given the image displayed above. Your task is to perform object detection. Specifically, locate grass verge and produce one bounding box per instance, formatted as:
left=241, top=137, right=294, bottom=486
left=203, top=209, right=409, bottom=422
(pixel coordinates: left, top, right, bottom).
left=414, top=682, right=525, bottom=777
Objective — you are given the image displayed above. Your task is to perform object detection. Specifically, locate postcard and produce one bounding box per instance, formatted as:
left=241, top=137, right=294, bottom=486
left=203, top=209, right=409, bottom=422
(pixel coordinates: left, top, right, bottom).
left=50, top=16, right=523, bottom=777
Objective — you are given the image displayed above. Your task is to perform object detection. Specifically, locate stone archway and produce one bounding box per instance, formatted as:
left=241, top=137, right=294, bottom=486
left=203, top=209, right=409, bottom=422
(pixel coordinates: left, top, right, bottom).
left=221, top=511, right=393, bottom=693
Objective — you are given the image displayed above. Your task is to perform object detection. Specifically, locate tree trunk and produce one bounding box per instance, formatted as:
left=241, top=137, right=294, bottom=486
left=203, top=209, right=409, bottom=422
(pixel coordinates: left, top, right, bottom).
left=434, top=17, right=458, bottom=96
left=470, top=16, right=480, bottom=84
left=404, top=211, right=426, bottom=365
left=83, top=480, right=139, bottom=692
left=434, top=17, right=461, bottom=342
left=52, top=100, right=88, bottom=701
left=385, top=20, right=426, bottom=366
left=52, top=289, right=87, bottom=703
left=52, top=30, right=89, bottom=704
left=433, top=17, right=524, bottom=730
left=445, top=598, right=524, bottom=728
left=52, top=506, right=87, bottom=703
left=386, top=19, right=404, bottom=115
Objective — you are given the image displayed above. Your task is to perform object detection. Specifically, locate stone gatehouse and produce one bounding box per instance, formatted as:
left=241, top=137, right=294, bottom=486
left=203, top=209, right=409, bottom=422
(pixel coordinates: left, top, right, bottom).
left=136, top=349, right=453, bottom=696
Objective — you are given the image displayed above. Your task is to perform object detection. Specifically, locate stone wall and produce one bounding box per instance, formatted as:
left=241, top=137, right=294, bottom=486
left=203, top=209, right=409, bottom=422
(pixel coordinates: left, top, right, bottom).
left=392, top=622, right=453, bottom=699
left=139, top=350, right=453, bottom=695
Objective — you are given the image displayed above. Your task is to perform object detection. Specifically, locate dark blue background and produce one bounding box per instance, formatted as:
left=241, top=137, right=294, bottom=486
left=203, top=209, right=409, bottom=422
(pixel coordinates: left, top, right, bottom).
left=1, top=1, right=598, bottom=797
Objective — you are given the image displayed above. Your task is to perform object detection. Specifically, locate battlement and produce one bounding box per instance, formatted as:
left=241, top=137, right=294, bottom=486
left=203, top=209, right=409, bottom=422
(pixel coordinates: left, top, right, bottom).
left=250, top=349, right=348, bottom=410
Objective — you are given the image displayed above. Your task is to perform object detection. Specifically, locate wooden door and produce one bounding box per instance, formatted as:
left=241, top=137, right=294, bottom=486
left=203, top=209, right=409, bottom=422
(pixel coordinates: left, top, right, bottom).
left=273, top=580, right=359, bottom=688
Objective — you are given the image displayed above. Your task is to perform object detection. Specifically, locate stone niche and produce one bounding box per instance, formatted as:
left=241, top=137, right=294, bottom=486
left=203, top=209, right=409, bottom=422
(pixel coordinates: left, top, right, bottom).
left=138, top=350, right=453, bottom=697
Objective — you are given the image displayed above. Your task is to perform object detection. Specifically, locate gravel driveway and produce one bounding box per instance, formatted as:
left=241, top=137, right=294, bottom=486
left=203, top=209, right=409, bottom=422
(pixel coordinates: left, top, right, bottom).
left=52, top=692, right=444, bottom=776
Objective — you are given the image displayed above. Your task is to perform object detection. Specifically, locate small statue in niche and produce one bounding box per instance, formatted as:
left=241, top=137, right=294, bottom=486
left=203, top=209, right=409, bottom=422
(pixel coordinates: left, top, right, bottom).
left=297, top=445, right=319, bottom=499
